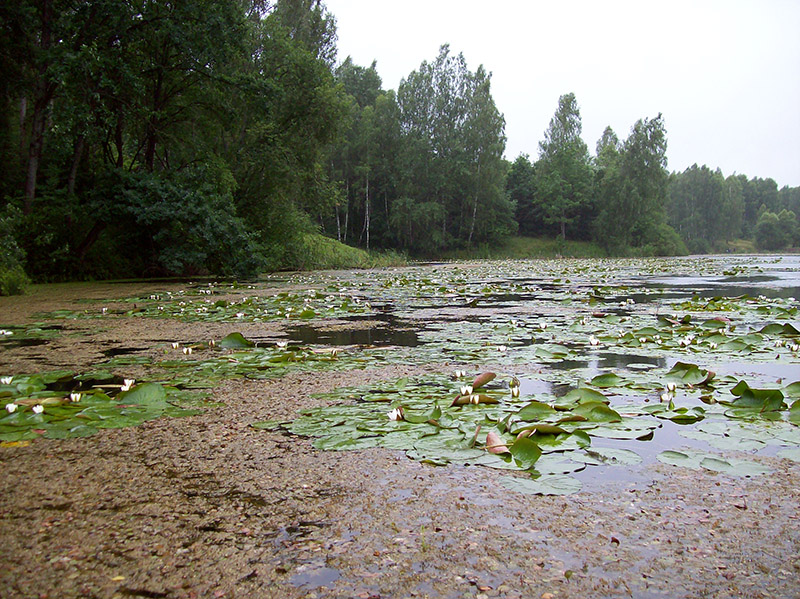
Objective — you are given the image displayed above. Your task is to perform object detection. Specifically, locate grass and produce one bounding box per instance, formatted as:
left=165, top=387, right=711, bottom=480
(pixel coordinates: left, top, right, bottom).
left=287, top=233, right=407, bottom=270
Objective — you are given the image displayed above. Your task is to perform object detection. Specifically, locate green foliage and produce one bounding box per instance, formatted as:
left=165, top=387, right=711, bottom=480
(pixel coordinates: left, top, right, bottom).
left=534, top=93, right=595, bottom=240
left=638, top=222, right=689, bottom=257
left=668, top=165, right=739, bottom=251
left=0, top=206, right=30, bottom=295
left=755, top=209, right=797, bottom=250
left=594, top=114, right=671, bottom=253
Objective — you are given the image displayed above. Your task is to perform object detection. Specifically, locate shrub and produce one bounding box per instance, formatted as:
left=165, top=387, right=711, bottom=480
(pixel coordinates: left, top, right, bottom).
left=0, top=205, right=31, bottom=295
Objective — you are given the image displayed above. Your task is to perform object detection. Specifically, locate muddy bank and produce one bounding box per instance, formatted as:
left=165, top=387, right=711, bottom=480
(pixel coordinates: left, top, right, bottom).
left=1, top=281, right=799, bottom=599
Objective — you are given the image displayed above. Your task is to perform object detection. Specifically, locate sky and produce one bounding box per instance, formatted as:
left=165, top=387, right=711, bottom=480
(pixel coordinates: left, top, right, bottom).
left=324, top=0, right=800, bottom=188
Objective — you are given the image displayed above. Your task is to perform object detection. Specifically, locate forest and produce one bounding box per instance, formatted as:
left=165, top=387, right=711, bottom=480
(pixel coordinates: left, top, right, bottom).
left=2, top=0, right=799, bottom=293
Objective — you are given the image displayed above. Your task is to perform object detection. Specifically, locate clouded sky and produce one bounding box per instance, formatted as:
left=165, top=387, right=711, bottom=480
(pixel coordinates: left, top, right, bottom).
left=324, top=0, right=800, bottom=187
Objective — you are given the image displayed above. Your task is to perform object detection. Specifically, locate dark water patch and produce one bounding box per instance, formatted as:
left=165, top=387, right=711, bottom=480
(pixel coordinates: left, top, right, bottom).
left=288, top=322, right=420, bottom=347
left=102, top=346, right=149, bottom=357
left=550, top=353, right=668, bottom=377
left=0, top=337, right=49, bottom=350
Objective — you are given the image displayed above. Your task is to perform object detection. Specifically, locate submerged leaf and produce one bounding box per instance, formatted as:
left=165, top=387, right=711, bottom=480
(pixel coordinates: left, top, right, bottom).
left=501, top=474, right=582, bottom=496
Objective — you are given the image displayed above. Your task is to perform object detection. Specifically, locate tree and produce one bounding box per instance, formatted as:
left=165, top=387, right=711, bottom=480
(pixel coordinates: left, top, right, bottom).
left=667, top=164, right=728, bottom=252
left=754, top=210, right=795, bottom=250
left=533, top=93, right=594, bottom=239
left=2, top=1, right=348, bottom=279
left=394, top=45, right=511, bottom=252
left=507, top=154, right=538, bottom=234
left=594, top=114, right=682, bottom=254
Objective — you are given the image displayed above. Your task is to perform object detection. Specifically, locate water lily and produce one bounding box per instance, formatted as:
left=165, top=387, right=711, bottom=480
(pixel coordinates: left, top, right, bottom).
left=589, top=335, right=600, bottom=346
left=121, top=378, right=135, bottom=391
left=497, top=345, right=508, bottom=352
left=1, top=376, right=12, bottom=385
left=69, top=392, right=81, bottom=402
left=387, top=407, right=404, bottom=421
left=101, top=307, right=108, bottom=314
left=660, top=392, right=673, bottom=403
left=171, top=342, right=180, bottom=349
left=666, top=382, right=677, bottom=392
left=276, top=341, right=288, bottom=348
left=183, top=347, right=193, bottom=355
left=32, top=405, right=44, bottom=414
left=460, top=385, right=473, bottom=397
left=454, top=369, right=466, bottom=379
left=511, top=386, right=520, bottom=398
left=5, top=403, right=17, bottom=413
left=0, top=330, right=12, bottom=336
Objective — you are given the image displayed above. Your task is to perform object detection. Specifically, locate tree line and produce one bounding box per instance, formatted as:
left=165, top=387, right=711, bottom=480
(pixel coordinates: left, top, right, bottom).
left=1, top=1, right=798, bottom=291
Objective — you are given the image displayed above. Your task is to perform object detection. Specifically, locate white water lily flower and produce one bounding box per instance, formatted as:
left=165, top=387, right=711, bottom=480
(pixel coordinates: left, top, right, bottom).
left=121, top=378, right=135, bottom=391
left=171, top=342, right=180, bottom=349
left=0, top=330, right=12, bottom=336
left=1, top=376, right=12, bottom=385
left=709, top=342, right=718, bottom=350
left=666, top=382, right=677, bottom=392
left=589, top=336, right=600, bottom=346
left=32, top=405, right=44, bottom=414
left=5, top=403, right=17, bottom=413
left=460, top=385, right=473, bottom=397
left=183, top=347, right=193, bottom=355
left=638, top=337, right=647, bottom=344
left=511, top=386, right=520, bottom=398
left=660, top=392, right=673, bottom=403
left=497, top=345, right=508, bottom=352
left=454, top=369, right=466, bottom=379
left=276, top=341, right=288, bottom=348
left=101, top=307, right=108, bottom=314
left=69, top=392, right=81, bottom=402
left=387, top=407, right=403, bottom=421
left=470, top=394, right=480, bottom=405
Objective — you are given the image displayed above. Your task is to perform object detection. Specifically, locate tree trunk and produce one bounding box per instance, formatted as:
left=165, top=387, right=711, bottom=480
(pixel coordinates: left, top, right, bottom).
left=67, top=134, right=85, bottom=195
left=74, top=221, right=106, bottom=265
left=23, top=0, right=55, bottom=214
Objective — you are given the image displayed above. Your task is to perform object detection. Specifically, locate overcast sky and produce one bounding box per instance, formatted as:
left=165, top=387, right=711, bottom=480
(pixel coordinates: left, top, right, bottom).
left=324, top=0, right=800, bottom=188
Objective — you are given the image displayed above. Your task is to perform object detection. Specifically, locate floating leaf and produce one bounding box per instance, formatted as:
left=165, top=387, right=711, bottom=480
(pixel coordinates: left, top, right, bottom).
left=665, top=362, right=715, bottom=386
left=563, top=387, right=607, bottom=403
left=516, top=400, right=557, bottom=422
left=572, top=402, right=622, bottom=423
left=509, top=437, right=542, bottom=468
left=219, top=332, right=255, bottom=349
left=590, top=373, right=625, bottom=388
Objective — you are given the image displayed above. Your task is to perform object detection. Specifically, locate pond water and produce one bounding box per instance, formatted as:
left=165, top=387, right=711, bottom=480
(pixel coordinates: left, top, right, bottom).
left=266, top=255, right=800, bottom=492
left=3, top=254, right=799, bottom=493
